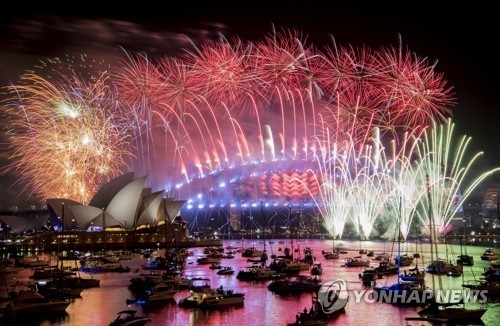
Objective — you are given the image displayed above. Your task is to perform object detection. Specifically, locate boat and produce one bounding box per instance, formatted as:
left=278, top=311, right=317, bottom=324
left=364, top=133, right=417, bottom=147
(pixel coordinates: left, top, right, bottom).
left=481, top=247, right=498, bottom=261
left=287, top=309, right=329, bottom=326
left=321, top=250, right=339, bottom=260
left=270, top=259, right=310, bottom=274
left=374, top=252, right=391, bottom=261
left=163, top=275, right=192, bottom=290
left=268, top=275, right=322, bottom=294
left=418, top=300, right=487, bottom=323
left=374, top=260, right=399, bottom=276
left=178, top=282, right=244, bottom=308
left=287, top=292, right=347, bottom=325
left=463, top=280, right=500, bottom=298
left=372, top=196, right=433, bottom=306
left=447, top=266, right=462, bottom=277
left=109, top=309, right=151, bottom=326
left=196, top=256, right=222, bottom=265
left=417, top=177, right=487, bottom=324
left=425, top=259, right=455, bottom=275
left=310, top=263, right=323, bottom=276
left=127, top=282, right=177, bottom=304
left=241, top=247, right=263, bottom=258
left=29, top=265, right=76, bottom=280
left=35, top=278, right=84, bottom=299
left=482, top=267, right=500, bottom=282
left=359, top=266, right=377, bottom=284
left=141, top=257, right=175, bottom=271
left=216, top=266, right=235, bottom=275
left=236, top=266, right=281, bottom=281
left=197, top=288, right=245, bottom=308
left=457, top=254, right=474, bottom=266
left=394, top=254, right=414, bottom=267
left=301, top=247, right=315, bottom=265
left=491, top=260, right=500, bottom=268
left=373, top=281, right=434, bottom=305
left=2, top=288, right=72, bottom=317
left=344, top=256, right=370, bottom=267
left=14, top=257, right=50, bottom=268
left=80, top=256, right=131, bottom=273
left=209, top=263, right=222, bottom=270
left=399, top=265, right=426, bottom=283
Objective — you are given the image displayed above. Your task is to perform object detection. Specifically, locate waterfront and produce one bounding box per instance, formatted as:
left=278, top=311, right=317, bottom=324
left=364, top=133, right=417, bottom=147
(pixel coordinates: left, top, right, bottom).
left=1, top=239, right=499, bottom=325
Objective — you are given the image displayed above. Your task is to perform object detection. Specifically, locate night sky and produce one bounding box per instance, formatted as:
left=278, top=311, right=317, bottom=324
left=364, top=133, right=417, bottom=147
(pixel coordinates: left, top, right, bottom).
left=0, top=2, right=498, bottom=208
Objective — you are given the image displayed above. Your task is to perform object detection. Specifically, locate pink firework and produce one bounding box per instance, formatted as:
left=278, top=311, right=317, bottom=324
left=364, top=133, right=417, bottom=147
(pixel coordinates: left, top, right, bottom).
left=250, top=28, right=320, bottom=105
left=372, top=43, right=455, bottom=133
left=182, top=35, right=258, bottom=112
left=2, top=27, right=458, bottom=205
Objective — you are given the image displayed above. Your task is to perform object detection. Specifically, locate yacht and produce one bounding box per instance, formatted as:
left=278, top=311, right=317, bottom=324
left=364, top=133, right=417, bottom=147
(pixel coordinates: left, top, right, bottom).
left=481, top=248, right=498, bottom=261
left=310, top=263, right=323, bottom=276
left=236, top=266, right=281, bottom=281
left=344, top=256, right=370, bottom=267
left=178, top=284, right=244, bottom=308
left=128, top=282, right=177, bottom=303
left=2, top=289, right=72, bottom=317
left=359, top=266, right=378, bottom=284
left=482, top=267, right=500, bottom=282
left=425, top=259, right=455, bottom=275
left=457, top=254, right=474, bottom=266
left=196, top=256, right=222, bottom=265
left=321, top=250, right=339, bottom=260
left=268, top=275, right=322, bottom=294
left=109, top=309, right=151, bottom=326
left=241, top=247, right=263, bottom=258
left=373, top=282, right=434, bottom=306
left=394, top=254, right=414, bottom=267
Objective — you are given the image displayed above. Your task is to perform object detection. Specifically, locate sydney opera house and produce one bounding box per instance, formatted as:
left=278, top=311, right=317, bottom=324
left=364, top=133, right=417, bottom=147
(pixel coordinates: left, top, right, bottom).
left=0, top=172, right=222, bottom=254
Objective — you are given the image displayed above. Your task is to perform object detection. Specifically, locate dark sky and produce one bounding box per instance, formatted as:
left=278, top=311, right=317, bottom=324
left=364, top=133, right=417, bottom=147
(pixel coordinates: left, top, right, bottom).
left=0, top=2, right=498, bottom=208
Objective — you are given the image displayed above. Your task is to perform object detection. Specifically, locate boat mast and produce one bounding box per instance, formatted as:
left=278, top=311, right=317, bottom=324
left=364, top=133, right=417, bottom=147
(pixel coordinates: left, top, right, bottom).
left=261, top=199, right=266, bottom=253
left=398, top=196, right=402, bottom=284
left=426, top=174, right=435, bottom=297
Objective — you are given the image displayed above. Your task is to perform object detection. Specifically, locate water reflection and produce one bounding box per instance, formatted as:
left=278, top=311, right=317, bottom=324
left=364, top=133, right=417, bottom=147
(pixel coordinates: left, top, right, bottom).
left=0, top=240, right=498, bottom=325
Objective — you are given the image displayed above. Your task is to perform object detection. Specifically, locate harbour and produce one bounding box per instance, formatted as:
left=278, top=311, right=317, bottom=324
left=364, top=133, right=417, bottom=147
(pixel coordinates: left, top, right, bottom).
left=0, top=239, right=498, bottom=325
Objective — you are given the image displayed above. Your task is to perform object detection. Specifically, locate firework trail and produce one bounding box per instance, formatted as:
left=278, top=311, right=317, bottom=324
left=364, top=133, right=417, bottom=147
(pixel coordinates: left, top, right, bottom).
left=3, top=27, right=480, bottom=240
left=408, top=118, right=500, bottom=237
left=1, top=55, right=134, bottom=204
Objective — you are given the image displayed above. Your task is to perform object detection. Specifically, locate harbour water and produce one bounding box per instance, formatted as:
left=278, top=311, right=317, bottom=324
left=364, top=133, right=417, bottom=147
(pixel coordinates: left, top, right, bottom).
left=1, top=239, right=499, bottom=325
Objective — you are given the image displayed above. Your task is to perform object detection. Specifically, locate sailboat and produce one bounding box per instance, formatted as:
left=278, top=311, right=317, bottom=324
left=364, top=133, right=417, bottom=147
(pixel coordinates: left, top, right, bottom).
left=373, top=196, right=434, bottom=305
left=344, top=219, right=370, bottom=267
left=417, top=175, right=487, bottom=323
left=322, top=229, right=340, bottom=259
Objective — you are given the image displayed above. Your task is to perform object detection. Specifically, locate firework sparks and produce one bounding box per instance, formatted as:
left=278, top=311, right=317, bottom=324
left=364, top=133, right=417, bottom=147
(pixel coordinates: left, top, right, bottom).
left=3, top=28, right=485, bottom=241
left=1, top=56, right=135, bottom=204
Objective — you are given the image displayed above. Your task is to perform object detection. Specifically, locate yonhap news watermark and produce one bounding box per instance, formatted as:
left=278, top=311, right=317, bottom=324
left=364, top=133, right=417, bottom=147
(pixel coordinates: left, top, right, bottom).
left=316, top=279, right=488, bottom=314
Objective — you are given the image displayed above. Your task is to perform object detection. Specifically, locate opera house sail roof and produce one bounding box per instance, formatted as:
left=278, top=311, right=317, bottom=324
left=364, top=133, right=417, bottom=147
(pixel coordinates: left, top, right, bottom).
left=44, top=173, right=186, bottom=231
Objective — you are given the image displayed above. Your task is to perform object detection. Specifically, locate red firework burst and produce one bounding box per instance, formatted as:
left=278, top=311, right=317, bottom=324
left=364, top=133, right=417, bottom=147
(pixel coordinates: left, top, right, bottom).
left=372, top=44, right=455, bottom=132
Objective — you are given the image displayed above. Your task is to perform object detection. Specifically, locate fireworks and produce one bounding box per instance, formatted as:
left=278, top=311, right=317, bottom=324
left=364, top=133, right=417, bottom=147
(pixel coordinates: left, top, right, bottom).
left=3, top=27, right=494, bottom=240
left=1, top=56, right=135, bottom=204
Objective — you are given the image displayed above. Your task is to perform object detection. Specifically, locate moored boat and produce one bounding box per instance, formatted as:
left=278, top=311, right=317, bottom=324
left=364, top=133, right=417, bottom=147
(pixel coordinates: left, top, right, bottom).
left=268, top=275, right=322, bottom=294
left=359, top=266, right=377, bottom=284
left=344, top=256, right=370, bottom=267
left=373, top=282, right=434, bottom=306
left=236, top=266, right=281, bottom=281
left=480, top=247, right=498, bottom=261
left=2, top=288, right=72, bottom=318
left=216, top=266, right=235, bottom=275
left=108, top=309, right=151, bottom=326
left=127, top=282, right=177, bottom=304
left=178, top=282, right=244, bottom=309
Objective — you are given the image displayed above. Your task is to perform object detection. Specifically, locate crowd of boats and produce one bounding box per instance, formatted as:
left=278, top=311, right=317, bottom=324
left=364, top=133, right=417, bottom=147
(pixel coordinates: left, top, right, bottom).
left=0, top=240, right=499, bottom=325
